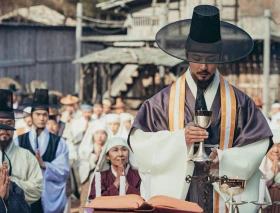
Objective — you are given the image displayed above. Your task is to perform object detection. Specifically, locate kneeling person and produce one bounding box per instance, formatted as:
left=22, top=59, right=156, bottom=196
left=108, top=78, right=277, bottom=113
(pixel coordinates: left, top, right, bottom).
left=89, top=137, right=140, bottom=199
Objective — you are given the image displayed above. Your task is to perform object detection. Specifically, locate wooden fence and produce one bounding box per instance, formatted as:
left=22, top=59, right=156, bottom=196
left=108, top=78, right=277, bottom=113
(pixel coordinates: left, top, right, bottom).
left=0, top=23, right=103, bottom=95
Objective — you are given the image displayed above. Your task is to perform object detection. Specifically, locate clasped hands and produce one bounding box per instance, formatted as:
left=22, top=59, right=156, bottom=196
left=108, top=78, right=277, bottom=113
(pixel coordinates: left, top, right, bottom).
left=185, top=126, right=219, bottom=169
left=113, top=162, right=129, bottom=191
left=0, top=162, right=10, bottom=201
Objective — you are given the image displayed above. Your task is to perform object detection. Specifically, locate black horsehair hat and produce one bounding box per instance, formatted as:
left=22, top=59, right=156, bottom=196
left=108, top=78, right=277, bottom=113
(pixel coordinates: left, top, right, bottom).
left=156, top=5, right=253, bottom=64
left=31, top=89, right=49, bottom=112
left=0, top=89, right=30, bottom=121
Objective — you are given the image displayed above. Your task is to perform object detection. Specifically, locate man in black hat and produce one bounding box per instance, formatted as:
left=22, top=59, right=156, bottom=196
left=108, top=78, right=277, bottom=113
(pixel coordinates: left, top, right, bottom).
left=0, top=89, right=42, bottom=206
left=129, top=5, right=272, bottom=213
left=15, top=88, right=70, bottom=213
left=0, top=123, right=31, bottom=213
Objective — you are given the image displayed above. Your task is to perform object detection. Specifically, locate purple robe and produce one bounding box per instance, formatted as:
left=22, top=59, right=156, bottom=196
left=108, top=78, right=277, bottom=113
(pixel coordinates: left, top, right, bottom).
left=129, top=81, right=273, bottom=211
left=89, top=167, right=141, bottom=199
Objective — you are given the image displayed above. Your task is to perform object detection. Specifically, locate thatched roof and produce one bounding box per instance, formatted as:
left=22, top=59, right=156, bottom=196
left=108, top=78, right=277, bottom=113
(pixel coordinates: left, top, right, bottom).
left=73, top=47, right=182, bottom=67
left=0, top=5, right=77, bottom=26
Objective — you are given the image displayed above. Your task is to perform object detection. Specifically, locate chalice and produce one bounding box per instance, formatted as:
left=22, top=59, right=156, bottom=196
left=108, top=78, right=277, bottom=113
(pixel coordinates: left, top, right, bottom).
left=191, top=110, right=213, bottom=162
left=219, top=178, right=246, bottom=213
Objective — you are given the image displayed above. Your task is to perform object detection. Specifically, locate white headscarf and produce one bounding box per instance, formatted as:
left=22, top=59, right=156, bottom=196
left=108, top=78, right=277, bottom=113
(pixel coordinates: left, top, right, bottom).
left=105, top=114, right=128, bottom=139
left=86, top=137, right=138, bottom=200
left=79, top=120, right=109, bottom=159
left=79, top=120, right=109, bottom=183
left=272, top=128, right=280, bottom=143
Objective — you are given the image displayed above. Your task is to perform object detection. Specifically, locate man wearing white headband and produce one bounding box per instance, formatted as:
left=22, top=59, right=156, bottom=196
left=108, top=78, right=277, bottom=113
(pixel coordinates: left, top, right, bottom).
left=79, top=121, right=108, bottom=213
left=88, top=137, right=140, bottom=199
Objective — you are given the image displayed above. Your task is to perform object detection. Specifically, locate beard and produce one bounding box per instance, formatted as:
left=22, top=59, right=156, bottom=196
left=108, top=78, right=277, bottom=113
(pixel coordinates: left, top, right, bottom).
left=0, top=138, right=12, bottom=151
left=196, top=72, right=215, bottom=89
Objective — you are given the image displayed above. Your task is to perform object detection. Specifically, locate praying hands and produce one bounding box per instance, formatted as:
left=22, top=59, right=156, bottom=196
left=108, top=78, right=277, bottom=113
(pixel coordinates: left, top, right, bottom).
left=0, top=162, right=10, bottom=201
left=35, top=149, right=46, bottom=170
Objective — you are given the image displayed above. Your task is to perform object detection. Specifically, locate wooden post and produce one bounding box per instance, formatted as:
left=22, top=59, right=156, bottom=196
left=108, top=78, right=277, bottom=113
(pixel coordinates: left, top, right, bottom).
left=92, top=64, right=97, bottom=103
left=75, top=3, right=82, bottom=94
left=159, top=65, right=165, bottom=89
left=106, top=64, right=112, bottom=99
left=263, top=10, right=271, bottom=117
left=79, top=64, right=84, bottom=101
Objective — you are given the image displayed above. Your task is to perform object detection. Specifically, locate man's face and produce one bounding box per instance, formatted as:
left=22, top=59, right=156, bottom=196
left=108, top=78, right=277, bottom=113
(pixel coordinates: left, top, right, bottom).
left=103, top=106, right=111, bottom=114
left=32, top=110, right=49, bottom=129
left=46, top=120, right=59, bottom=135
left=0, top=119, right=15, bottom=148
left=82, top=110, right=93, bottom=121
left=93, top=104, right=103, bottom=116
left=189, top=62, right=218, bottom=83
left=66, top=105, right=75, bottom=114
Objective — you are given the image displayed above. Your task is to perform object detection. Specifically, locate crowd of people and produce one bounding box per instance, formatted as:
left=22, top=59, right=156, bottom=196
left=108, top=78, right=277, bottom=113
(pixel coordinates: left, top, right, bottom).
left=0, top=86, right=135, bottom=213
left=1, top=4, right=280, bottom=213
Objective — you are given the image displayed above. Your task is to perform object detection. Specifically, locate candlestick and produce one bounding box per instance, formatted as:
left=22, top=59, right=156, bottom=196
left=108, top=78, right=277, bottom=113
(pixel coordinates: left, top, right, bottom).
left=145, top=171, right=151, bottom=201
left=95, top=172, right=101, bottom=197
left=119, top=175, right=126, bottom=196
left=258, top=176, right=266, bottom=203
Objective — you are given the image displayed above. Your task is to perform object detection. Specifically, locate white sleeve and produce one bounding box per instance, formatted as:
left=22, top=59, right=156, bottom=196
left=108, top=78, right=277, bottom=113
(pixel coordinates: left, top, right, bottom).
left=130, top=128, right=194, bottom=200
left=217, top=138, right=270, bottom=180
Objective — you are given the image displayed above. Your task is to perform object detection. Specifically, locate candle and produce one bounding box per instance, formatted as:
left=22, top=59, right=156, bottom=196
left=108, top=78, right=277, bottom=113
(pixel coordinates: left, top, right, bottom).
left=145, top=171, right=151, bottom=201
left=235, top=195, right=241, bottom=203
left=258, top=176, right=266, bottom=203
left=119, top=175, right=126, bottom=196
left=95, top=172, right=101, bottom=197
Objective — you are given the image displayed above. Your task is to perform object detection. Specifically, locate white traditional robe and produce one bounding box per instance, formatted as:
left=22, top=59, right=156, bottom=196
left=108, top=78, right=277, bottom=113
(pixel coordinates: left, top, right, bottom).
left=1, top=141, right=43, bottom=204
left=71, top=116, right=95, bottom=145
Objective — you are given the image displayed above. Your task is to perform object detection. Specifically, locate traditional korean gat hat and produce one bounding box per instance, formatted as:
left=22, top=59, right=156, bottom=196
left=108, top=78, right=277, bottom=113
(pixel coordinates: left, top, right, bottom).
left=0, top=89, right=30, bottom=121
left=31, top=89, right=50, bottom=112
left=156, top=5, right=253, bottom=64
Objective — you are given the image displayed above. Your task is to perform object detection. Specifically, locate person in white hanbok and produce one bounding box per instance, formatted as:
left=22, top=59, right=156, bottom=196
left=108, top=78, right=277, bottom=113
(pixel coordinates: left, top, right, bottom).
left=105, top=114, right=128, bottom=139
left=78, top=121, right=108, bottom=213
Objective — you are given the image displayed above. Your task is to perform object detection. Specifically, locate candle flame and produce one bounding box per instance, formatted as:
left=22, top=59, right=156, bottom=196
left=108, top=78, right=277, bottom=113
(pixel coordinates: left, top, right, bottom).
left=148, top=170, right=150, bottom=173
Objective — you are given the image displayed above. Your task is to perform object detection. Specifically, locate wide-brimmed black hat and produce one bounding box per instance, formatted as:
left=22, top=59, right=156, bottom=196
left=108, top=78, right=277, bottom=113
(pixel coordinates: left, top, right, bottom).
left=31, top=89, right=50, bottom=112
left=0, top=89, right=30, bottom=119
left=156, top=5, right=254, bottom=64
left=0, top=123, right=15, bottom=131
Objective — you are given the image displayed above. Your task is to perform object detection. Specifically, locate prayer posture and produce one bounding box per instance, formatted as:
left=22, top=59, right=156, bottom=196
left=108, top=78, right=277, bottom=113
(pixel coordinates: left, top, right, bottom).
left=79, top=121, right=108, bottom=212
left=15, top=89, right=70, bottom=213
left=129, top=5, right=272, bottom=213
left=0, top=162, right=31, bottom=213
left=0, top=89, right=42, bottom=205
left=88, top=137, right=140, bottom=199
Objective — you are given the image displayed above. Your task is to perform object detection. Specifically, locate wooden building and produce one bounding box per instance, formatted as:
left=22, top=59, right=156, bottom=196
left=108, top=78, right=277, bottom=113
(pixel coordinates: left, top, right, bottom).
left=74, top=0, right=280, bottom=113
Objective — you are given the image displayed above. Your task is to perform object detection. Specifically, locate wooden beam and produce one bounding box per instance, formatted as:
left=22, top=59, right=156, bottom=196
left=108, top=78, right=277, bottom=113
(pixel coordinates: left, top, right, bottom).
left=79, top=64, right=85, bottom=101
left=75, top=3, right=83, bottom=94
left=262, top=10, right=271, bottom=117
left=92, top=64, right=97, bottom=103
left=106, top=64, right=112, bottom=99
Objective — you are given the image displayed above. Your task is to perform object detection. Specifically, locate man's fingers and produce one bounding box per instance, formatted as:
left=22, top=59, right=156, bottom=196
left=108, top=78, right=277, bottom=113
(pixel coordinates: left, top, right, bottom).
left=211, top=148, right=218, bottom=154
left=187, top=126, right=206, bottom=131
left=186, top=129, right=208, bottom=136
